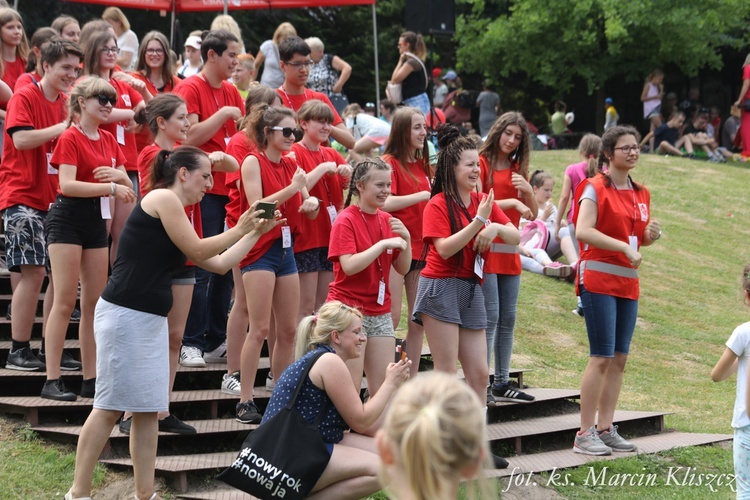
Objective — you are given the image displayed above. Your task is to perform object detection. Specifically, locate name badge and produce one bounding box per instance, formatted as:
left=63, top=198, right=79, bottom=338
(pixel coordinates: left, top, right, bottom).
left=100, top=196, right=112, bottom=219
left=326, top=205, right=337, bottom=225
left=46, top=153, right=56, bottom=174
left=377, top=279, right=386, bottom=306
left=629, top=235, right=638, bottom=250
left=116, top=124, right=126, bottom=145
left=474, top=254, right=485, bottom=279
left=281, top=225, right=292, bottom=248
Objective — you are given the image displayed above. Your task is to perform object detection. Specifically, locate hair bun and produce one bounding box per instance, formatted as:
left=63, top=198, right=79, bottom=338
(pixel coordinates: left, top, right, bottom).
left=436, top=124, right=461, bottom=150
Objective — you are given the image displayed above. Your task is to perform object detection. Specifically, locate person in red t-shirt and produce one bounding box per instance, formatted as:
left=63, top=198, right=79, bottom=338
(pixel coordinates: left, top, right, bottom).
left=130, top=31, right=181, bottom=154
left=382, top=107, right=432, bottom=377
left=0, top=40, right=83, bottom=373
left=14, top=26, right=56, bottom=91
left=275, top=36, right=354, bottom=150
left=236, top=105, right=320, bottom=424
left=81, top=30, right=149, bottom=270
left=43, top=76, right=135, bottom=402
left=413, top=125, right=518, bottom=406
left=573, top=126, right=660, bottom=456
left=478, top=111, right=538, bottom=405
left=173, top=30, right=244, bottom=369
left=0, top=8, right=29, bottom=154
left=327, top=158, right=411, bottom=401
left=223, top=85, right=282, bottom=396
left=292, top=100, right=350, bottom=322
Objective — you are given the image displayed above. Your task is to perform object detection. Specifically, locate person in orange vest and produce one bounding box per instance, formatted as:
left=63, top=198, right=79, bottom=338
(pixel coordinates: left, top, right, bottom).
left=572, top=125, right=661, bottom=456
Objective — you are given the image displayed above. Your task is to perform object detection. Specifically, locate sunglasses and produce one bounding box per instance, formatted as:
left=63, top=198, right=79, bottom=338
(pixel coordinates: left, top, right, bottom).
left=91, top=94, right=117, bottom=106
left=269, top=126, right=302, bottom=141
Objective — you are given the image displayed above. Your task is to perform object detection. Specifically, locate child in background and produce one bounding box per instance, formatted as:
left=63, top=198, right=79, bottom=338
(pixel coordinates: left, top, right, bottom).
left=711, top=264, right=750, bottom=497
left=233, top=54, right=255, bottom=100
left=377, top=372, right=496, bottom=499
left=603, top=97, right=619, bottom=131
left=640, top=111, right=695, bottom=158
left=177, top=35, right=202, bottom=79
left=640, top=69, right=664, bottom=153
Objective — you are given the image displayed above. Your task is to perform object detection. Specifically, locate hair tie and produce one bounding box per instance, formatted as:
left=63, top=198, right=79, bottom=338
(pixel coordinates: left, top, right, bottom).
left=312, top=315, right=318, bottom=323
left=163, top=151, right=170, bottom=160
left=588, top=154, right=595, bottom=159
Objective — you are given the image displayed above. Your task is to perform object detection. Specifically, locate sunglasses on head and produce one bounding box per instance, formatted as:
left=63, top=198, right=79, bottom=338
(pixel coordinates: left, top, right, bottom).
left=92, top=94, right=117, bottom=106
left=269, top=126, right=302, bottom=141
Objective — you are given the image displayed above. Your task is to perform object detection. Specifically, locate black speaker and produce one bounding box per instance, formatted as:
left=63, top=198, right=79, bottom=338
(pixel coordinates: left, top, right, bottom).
left=405, top=0, right=455, bottom=36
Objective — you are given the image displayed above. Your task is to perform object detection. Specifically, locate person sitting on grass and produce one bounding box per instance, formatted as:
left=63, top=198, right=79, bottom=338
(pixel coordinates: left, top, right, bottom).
left=640, top=111, right=695, bottom=158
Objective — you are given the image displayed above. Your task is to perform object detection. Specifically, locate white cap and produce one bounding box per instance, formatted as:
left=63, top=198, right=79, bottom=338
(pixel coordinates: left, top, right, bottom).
left=185, top=36, right=201, bottom=50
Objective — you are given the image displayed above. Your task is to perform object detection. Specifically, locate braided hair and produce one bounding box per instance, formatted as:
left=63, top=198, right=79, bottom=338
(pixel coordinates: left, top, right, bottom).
left=344, top=158, right=391, bottom=207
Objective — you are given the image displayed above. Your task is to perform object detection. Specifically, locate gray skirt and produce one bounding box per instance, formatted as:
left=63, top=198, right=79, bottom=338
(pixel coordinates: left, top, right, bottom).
left=412, top=276, right=487, bottom=330
left=93, top=298, right=170, bottom=412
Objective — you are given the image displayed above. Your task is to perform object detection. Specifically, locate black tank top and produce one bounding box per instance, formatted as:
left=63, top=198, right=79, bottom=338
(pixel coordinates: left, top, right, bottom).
left=402, top=57, right=426, bottom=100
left=102, top=202, right=187, bottom=316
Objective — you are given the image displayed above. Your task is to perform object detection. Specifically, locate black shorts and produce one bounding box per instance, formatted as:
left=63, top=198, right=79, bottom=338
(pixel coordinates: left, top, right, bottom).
left=171, top=264, right=196, bottom=285
left=294, top=247, right=333, bottom=273
left=45, top=195, right=108, bottom=249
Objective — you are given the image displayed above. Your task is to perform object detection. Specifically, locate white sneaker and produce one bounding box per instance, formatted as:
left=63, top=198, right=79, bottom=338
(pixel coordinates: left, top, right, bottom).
left=204, top=342, right=227, bottom=363
left=266, top=373, right=276, bottom=391
left=179, top=345, right=206, bottom=367
left=221, top=372, right=241, bottom=395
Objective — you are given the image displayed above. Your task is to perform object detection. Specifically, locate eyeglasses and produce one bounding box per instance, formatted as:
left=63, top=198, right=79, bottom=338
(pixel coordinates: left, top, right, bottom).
left=91, top=94, right=117, bottom=106
left=145, top=48, right=165, bottom=55
left=614, top=146, right=640, bottom=155
left=285, top=60, right=313, bottom=70
left=269, top=126, right=302, bottom=139
left=101, top=47, right=119, bottom=55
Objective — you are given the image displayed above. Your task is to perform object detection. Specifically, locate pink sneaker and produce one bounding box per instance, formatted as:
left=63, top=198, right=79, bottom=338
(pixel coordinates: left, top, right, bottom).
left=543, top=262, right=573, bottom=279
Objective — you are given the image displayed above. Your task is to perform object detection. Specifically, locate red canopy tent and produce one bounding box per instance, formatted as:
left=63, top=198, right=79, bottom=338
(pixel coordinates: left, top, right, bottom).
left=56, top=0, right=381, bottom=105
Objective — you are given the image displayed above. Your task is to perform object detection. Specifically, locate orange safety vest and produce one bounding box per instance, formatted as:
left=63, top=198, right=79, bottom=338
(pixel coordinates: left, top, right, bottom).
left=574, top=174, right=650, bottom=300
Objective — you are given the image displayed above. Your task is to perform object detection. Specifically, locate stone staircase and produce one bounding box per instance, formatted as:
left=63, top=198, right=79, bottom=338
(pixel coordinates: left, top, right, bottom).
left=0, top=272, right=731, bottom=498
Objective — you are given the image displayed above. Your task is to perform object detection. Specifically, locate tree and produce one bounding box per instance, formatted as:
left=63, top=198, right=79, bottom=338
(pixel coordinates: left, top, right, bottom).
left=456, top=0, right=750, bottom=95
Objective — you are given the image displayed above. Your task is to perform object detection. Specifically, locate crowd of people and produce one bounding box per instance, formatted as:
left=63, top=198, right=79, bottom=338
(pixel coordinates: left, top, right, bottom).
left=10, top=6, right=750, bottom=499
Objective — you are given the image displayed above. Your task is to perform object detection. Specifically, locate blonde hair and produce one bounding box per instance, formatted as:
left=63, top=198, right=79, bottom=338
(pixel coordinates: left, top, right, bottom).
left=272, top=22, right=297, bottom=46
left=211, top=14, right=245, bottom=53
left=294, top=301, right=363, bottom=360
left=67, top=75, right=116, bottom=126
left=577, top=133, right=603, bottom=178
left=102, top=7, right=130, bottom=32
left=304, top=36, right=324, bottom=52
left=0, top=8, right=29, bottom=78
left=379, top=373, right=494, bottom=500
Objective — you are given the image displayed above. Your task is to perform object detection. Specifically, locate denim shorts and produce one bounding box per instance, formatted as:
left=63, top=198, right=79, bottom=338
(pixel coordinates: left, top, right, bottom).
left=45, top=195, right=108, bottom=249
left=579, top=284, right=638, bottom=357
left=362, top=312, right=395, bottom=338
left=241, top=238, right=297, bottom=277
left=294, top=247, right=333, bottom=273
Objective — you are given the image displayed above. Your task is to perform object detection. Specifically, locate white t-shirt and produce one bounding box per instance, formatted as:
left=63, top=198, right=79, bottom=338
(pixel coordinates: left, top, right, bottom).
left=727, top=321, right=750, bottom=429
left=117, top=30, right=139, bottom=71
left=345, top=113, right=391, bottom=140
left=259, top=40, right=284, bottom=89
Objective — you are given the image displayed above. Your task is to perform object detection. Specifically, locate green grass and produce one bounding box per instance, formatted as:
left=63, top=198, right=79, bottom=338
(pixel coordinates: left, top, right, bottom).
left=2, top=151, right=749, bottom=498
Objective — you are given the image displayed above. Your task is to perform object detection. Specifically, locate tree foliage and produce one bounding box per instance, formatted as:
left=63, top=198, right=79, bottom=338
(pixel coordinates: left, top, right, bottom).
left=456, top=0, right=750, bottom=95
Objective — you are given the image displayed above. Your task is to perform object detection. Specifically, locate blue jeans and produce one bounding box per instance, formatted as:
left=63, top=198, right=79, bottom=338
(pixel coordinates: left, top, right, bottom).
left=481, top=273, right=521, bottom=384
left=579, top=284, right=638, bottom=357
left=183, top=194, right=233, bottom=352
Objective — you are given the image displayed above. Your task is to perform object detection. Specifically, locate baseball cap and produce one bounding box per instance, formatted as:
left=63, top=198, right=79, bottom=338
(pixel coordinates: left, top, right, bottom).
left=605, top=97, right=613, bottom=104
left=443, top=70, right=457, bottom=81
left=185, top=35, right=201, bottom=50
left=432, top=67, right=442, bottom=78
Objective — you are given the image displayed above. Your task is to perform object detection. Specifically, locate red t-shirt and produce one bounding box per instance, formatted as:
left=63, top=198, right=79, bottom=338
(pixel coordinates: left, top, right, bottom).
left=96, top=77, right=143, bottom=172
left=130, top=72, right=181, bottom=154
left=421, top=192, right=509, bottom=283
left=1, top=57, right=26, bottom=100
left=238, top=152, right=302, bottom=269
left=0, top=83, right=67, bottom=211
left=225, top=131, right=256, bottom=228
left=275, top=87, right=343, bottom=126
left=383, top=154, right=431, bottom=260
left=743, top=65, right=750, bottom=99
left=14, top=71, right=41, bottom=91
left=50, top=126, right=126, bottom=189
left=327, top=205, right=400, bottom=316
left=479, top=155, right=523, bottom=275
left=174, top=75, right=243, bottom=196
left=291, top=142, right=346, bottom=253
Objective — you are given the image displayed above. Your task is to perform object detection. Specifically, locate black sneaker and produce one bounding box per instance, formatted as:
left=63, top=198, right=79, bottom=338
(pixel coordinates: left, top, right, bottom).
left=5, top=302, right=10, bottom=320
left=491, top=382, right=535, bottom=403
left=486, top=386, right=498, bottom=407
left=159, top=414, right=197, bottom=434
left=491, top=454, right=509, bottom=469
left=70, top=308, right=81, bottom=322
left=6, top=346, right=46, bottom=371
left=39, top=350, right=82, bottom=371
left=41, top=378, right=76, bottom=401
left=119, top=417, right=132, bottom=435
left=80, top=378, right=95, bottom=399
left=236, top=400, right=263, bottom=424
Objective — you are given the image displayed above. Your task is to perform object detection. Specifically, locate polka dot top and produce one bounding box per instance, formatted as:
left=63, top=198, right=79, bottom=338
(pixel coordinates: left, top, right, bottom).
left=261, top=345, right=349, bottom=444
